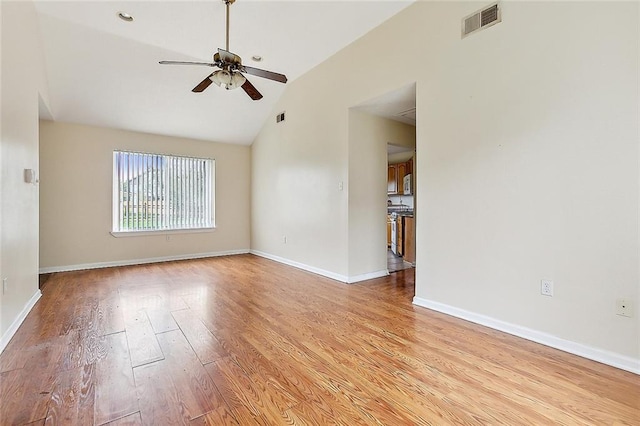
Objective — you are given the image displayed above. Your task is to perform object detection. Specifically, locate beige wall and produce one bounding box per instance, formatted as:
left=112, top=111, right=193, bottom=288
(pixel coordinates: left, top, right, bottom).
left=348, top=110, right=415, bottom=278
left=1, top=1, right=49, bottom=340
left=251, top=71, right=351, bottom=278
left=414, top=1, right=638, bottom=365
left=252, top=1, right=639, bottom=365
left=39, top=121, right=250, bottom=270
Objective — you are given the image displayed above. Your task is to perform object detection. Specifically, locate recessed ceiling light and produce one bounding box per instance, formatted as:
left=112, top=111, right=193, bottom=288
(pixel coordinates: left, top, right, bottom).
left=117, top=11, right=134, bottom=22
left=251, top=55, right=263, bottom=62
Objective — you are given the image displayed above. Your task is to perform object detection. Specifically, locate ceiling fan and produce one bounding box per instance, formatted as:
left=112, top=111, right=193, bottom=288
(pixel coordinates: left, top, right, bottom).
left=159, top=0, right=287, bottom=100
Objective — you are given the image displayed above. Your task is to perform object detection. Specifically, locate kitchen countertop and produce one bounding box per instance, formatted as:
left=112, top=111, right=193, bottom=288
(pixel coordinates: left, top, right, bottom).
left=388, top=209, right=414, bottom=217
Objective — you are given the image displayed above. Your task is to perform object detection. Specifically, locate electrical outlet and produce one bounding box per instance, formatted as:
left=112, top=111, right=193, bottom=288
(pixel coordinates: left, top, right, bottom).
left=541, top=279, right=554, bottom=296
left=282, top=236, right=287, bottom=244
left=616, top=299, right=633, bottom=318
left=2, top=278, right=7, bottom=294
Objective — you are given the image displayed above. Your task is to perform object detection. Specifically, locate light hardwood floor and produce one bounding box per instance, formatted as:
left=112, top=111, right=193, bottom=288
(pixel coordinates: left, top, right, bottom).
left=0, top=254, right=638, bottom=425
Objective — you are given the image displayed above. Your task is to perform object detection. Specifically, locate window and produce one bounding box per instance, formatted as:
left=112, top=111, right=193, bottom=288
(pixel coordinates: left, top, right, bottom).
left=112, top=150, right=214, bottom=234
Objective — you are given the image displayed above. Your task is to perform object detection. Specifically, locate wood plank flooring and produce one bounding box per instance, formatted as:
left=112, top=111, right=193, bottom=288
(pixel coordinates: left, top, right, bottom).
left=1, top=254, right=638, bottom=425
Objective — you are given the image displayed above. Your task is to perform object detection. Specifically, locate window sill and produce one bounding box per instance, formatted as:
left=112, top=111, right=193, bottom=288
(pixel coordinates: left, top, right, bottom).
left=110, top=227, right=216, bottom=238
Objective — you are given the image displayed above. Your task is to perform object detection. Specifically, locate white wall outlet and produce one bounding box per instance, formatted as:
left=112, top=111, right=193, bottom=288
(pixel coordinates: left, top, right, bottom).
left=166, top=235, right=171, bottom=242
left=282, top=236, right=287, bottom=244
left=541, top=279, right=554, bottom=296
left=616, top=299, right=633, bottom=318
left=338, top=181, right=344, bottom=191
left=2, top=278, right=7, bottom=294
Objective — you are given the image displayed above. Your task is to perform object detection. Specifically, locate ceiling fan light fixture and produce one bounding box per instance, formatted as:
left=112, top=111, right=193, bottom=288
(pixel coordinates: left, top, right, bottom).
left=210, top=70, right=245, bottom=90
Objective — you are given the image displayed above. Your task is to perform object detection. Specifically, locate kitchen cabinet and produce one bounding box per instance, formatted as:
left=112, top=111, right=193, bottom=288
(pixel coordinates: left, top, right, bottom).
left=404, top=216, right=415, bottom=264
left=397, top=215, right=404, bottom=256
left=397, top=163, right=407, bottom=194
left=387, top=159, right=413, bottom=195
left=405, top=158, right=413, bottom=195
left=387, top=166, right=398, bottom=194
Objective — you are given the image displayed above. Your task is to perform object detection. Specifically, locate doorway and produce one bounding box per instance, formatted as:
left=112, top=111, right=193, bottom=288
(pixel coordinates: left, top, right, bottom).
left=387, top=143, right=415, bottom=273
left=351, top=82, right=416, bottom=275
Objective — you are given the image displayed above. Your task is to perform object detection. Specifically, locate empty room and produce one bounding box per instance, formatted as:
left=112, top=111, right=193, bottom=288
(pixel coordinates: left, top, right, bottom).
left=1, top=0, right=638, bottom=424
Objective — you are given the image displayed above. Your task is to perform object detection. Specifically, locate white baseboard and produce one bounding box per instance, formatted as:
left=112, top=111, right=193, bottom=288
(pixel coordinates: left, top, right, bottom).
left=347, top=269, right=389, bottom=284
left=39, top=249, right=250, bottom=274
left=250, top=250, right=350, bottom=283
left=1, top=290, right=41, bottom=354
left=413, top=297, right=640, bottom=375
left=250, top=251, right=389, bottom=284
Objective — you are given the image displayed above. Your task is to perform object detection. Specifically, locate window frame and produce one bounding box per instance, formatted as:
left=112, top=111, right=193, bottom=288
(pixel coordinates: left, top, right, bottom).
left=110, top=150, right=216, bottom=237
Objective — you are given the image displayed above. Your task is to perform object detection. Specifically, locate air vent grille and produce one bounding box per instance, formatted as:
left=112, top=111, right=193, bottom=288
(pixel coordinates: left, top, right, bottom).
left=481, top=4, right=499, bottom=26
left=396, top=107, right=416, bottom=122
left=464, top=14, right=481, bottom=35
left=462, top=2, right=501, bottom=38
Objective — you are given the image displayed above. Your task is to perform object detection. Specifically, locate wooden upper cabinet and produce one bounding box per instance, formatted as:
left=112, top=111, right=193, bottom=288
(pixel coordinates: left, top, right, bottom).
left=388, top=158, right=413, bottom=195
left=397, top=163, right=407, bottom=194
left=387, top=165, right=398, bottom=194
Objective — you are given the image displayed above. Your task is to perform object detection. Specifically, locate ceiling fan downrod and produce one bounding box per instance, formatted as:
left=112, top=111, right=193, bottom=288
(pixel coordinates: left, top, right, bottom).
left=158, top=0, right=286, bottom=100
left=224, top=0, right=235, bottom=52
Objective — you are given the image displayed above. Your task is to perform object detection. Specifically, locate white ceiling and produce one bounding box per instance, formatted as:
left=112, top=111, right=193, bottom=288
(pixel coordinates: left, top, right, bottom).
left=353, top=82, right=416, bottom=126
left=34, top=0, right=414, bottom=145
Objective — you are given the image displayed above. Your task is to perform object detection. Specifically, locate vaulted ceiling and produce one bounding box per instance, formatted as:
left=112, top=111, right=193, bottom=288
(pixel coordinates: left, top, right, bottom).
left=35, top=1, right=413, bottom=145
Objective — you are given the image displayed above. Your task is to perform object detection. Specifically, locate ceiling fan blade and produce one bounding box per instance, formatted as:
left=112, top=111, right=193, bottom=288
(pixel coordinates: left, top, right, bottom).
left=218, top=48, right=242, bottom=65
left=159, top=60, right=216, bottom=67
left=192, top=74, right=214, bottom=93
left=241, top=65, right=287, bottom=84
left=241, top=77, right=263, bottom=101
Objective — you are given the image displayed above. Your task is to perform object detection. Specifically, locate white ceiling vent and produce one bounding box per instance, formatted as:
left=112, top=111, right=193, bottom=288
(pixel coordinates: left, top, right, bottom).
left=462, top=2, right=501, bottom=39
left=396, top=107, right=416, bottom=124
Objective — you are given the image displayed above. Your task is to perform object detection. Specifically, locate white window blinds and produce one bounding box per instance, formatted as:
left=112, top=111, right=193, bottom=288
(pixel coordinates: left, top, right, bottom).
left=112, top=151, right=214, bottom=233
